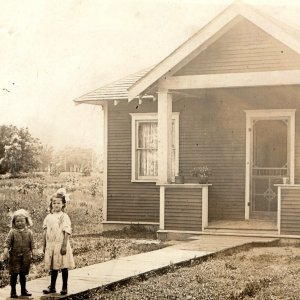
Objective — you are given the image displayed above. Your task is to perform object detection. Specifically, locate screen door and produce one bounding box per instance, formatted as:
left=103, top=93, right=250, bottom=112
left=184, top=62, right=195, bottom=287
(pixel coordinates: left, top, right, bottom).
left=250, top=119, right=288, bottom=219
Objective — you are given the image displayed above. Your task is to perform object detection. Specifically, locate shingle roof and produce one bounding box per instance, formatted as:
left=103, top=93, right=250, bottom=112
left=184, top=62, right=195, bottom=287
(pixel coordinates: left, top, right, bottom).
left=74, top=66, right=154, bottom=104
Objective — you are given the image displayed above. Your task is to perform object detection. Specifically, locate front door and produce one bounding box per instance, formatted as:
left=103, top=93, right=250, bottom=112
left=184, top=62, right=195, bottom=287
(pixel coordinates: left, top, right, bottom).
left=246, top=110, right=295, bottom=221
left=250, top=119, right=288, bottom=220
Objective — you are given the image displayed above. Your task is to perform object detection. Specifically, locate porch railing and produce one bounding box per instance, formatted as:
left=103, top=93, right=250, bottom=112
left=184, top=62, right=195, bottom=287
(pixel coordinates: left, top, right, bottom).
left=157, top=183, right=211, bottom=232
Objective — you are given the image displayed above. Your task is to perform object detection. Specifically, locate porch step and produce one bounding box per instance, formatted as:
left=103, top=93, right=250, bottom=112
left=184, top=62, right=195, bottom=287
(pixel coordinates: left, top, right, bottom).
left=203, top=228, right=278, bottom=237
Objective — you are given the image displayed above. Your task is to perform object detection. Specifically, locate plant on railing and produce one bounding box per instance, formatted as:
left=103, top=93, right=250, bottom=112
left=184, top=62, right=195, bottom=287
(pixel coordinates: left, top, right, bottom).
left=191, top=166, right=210, bottom=184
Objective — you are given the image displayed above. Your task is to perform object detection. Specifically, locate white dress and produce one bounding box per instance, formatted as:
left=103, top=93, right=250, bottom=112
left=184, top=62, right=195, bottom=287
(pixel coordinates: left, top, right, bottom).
left=43, top=211, right=75, bottom=271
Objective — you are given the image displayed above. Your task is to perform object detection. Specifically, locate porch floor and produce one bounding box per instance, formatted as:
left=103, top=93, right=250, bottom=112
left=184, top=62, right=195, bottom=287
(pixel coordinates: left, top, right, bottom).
left=206, top=219, right=277, bottom=232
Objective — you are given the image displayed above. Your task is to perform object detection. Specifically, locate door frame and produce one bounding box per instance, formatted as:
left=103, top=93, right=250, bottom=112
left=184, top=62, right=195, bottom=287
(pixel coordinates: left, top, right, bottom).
left=245, top=109, right=295, bottom=220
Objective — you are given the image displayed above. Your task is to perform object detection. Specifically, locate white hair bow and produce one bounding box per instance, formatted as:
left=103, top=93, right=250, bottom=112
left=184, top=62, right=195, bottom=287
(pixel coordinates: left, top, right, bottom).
left=56, top=187, right=71, bottom=202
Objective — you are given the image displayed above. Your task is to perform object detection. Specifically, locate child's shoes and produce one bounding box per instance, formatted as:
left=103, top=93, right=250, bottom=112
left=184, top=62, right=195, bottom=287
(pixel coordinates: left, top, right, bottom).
left=21, top=289, right=32, bottom=296
left=60, top=288, right=68, bottom=295
left=42, top=286, right=56, bottom=294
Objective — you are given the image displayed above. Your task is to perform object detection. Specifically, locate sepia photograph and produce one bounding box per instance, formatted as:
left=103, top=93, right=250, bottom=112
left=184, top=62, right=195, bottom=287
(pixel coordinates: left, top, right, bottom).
left=1, top=0, right=300, bottom=299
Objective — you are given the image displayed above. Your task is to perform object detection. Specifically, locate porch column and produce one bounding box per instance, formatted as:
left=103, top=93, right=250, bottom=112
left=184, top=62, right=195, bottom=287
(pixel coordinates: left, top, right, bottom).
left=157, top=90, right=173, bottom=184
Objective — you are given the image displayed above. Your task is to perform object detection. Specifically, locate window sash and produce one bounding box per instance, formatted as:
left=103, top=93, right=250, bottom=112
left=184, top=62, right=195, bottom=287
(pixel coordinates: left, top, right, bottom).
left=131, top=113, right=179, bottom=182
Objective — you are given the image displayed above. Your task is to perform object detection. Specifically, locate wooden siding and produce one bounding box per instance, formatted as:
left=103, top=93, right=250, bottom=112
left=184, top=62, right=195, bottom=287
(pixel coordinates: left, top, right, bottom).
left=165, top=188, right=202, bottom=231
left=107, top=101, right=159, bottom=222
left=281, top=188, right=300, bottom=235
left=175, top=18, right=300, bottom=76
left=107, top=85, right=300, bottom=223
left=173, top=85, right=300, bottom=221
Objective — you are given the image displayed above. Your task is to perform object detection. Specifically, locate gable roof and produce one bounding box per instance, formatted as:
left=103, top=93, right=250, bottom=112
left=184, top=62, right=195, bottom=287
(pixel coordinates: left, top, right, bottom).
left=128, top=1, right=300, bottom=101
left=75, top=1, right=300, bottom=105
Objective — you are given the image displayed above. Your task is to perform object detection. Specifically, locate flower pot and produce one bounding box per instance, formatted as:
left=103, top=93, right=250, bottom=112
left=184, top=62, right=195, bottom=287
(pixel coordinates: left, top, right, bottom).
left=198, top=175, right=208, bottom=184
left=282, top=177, right=289, bottom=184
left=175, top=175, right=185, bottom=184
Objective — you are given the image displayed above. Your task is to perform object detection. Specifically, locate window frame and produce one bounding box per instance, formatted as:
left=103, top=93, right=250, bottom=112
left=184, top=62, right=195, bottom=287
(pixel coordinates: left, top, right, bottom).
left=130, top=112, right=179, bottom=182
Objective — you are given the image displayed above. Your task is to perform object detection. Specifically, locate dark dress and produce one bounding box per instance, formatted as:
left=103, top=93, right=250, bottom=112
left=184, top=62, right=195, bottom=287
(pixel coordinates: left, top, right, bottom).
left=5, top=228, right=34, bottom=274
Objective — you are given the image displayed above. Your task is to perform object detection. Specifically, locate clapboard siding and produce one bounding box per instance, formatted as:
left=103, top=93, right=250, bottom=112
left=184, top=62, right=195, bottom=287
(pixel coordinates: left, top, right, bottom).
left=165, top=188, right=202, bottom=231
left=175, top=18, right=300, bottom=76
left=107, top=84, right=300, bottom=223
left=107, top=101, right=159, bottom=222
left=173, top=85, right=300, bottom=221
left=281, top=189, right=300, bottom=235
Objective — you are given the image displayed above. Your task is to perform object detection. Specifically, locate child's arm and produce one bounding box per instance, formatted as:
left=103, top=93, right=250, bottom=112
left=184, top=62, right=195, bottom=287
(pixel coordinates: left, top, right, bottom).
left=29, top=229, right=35, bottom=259
left=3, top=230, right=13, bottom=260
left=2, top=247, right=9, bottom=260
left=42, top=229, right=46, bottom=253
left=60, top=231, right=69, bottom=255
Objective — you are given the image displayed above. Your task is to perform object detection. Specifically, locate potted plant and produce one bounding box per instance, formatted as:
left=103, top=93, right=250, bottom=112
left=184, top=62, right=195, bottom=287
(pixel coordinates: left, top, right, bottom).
left=175, top=170, right=185, bottom=184
left=191, top=166, right=210, bottom=184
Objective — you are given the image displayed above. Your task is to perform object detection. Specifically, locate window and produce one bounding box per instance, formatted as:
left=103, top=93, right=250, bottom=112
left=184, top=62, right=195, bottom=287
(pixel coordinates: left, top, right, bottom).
left=130, top=113, right=179, bottom=182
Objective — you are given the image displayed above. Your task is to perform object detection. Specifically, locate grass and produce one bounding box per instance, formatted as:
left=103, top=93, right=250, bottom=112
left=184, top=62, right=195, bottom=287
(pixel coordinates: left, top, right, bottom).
left=0, top=173, right=166, bottom=289
left=79, top=242, right=300, bottom=300
left=0, top=228, right=167, bottom=288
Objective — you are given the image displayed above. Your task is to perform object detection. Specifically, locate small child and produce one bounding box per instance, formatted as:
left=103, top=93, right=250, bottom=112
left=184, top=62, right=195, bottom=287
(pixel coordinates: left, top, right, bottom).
left=2, top=209, right=34, bottom=298
left=42, top=188, right=75, bottom=296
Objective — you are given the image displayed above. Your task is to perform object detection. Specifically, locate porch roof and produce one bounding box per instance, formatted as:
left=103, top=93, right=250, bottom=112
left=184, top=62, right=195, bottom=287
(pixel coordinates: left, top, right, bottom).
left=74, top=67, right=154, bottom=105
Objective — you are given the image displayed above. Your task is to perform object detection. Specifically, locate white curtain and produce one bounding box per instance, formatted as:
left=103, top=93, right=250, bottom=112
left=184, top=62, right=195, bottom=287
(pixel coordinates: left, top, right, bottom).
left=138, top=122, right=158, bottom=177
left=137, top=120, right=176, bottom=178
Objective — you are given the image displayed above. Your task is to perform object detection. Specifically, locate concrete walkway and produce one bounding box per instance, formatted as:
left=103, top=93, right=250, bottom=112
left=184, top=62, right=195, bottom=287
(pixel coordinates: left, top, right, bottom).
left=0, top=235, right=277, bottom=300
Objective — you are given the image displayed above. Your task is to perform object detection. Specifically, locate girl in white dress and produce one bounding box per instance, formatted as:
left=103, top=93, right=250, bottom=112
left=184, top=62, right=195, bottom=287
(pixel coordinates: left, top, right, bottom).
left=42, top=188, right=75, bottom=296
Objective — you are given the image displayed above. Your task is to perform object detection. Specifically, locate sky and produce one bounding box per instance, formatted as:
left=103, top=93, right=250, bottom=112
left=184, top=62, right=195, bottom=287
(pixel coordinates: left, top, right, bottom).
left=1, top=0, right=300, bottom=153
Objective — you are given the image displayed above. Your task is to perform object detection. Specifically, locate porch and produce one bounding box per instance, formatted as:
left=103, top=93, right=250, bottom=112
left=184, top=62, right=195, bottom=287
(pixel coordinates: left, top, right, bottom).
left=157, top=183, right=300, bottom=240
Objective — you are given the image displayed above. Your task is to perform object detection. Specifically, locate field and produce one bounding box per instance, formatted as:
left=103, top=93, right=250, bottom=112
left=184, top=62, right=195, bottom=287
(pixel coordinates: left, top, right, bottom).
left=0, top=173, right=166, bottom=288
left=85, top=242, right=300, bottom=300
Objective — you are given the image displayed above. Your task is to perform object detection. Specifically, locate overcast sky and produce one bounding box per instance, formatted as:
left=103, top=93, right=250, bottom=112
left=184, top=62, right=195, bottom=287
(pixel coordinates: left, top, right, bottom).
left=1, top=0, right=300, bottom=152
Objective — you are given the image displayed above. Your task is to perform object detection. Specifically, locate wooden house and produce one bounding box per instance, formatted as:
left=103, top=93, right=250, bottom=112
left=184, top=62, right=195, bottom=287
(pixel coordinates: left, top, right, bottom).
left=75, top=1, right=300, bottom=239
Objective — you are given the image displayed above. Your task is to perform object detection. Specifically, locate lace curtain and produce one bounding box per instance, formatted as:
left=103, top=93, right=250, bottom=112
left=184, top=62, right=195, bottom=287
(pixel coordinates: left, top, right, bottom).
left=137, top=121, right=175, bottom=179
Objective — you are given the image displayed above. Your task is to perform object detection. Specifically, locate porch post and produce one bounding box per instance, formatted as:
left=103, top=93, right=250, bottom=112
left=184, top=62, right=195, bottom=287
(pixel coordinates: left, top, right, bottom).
left=157, top=90, right=173, bottom=184
left=277, top=186, right=281, bottom=234
left=102, top=102, right=108, bottom=221
left=202, top=186, right=208, bottom=231
left=159, top=186, right=165, bottom=230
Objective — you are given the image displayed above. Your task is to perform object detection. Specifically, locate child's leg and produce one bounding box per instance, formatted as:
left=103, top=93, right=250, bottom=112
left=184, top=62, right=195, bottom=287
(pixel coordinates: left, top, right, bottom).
left=42, top=269, right=58, bottom=294
left=19, top=272, right=31, bottom=296
left=61, top=268, right=68, bottom=295
left=10, top=273, right=18, bottom=297
left=50, top=269, right=58, bottom=290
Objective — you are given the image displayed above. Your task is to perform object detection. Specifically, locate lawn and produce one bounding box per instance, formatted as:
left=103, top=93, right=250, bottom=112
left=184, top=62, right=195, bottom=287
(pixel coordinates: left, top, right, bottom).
left=83, top=241, right=300, bottom=300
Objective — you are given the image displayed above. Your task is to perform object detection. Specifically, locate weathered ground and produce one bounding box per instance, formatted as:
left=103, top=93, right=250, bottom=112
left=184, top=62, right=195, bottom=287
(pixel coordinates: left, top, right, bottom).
left=84, top=242, right=300, bottom=300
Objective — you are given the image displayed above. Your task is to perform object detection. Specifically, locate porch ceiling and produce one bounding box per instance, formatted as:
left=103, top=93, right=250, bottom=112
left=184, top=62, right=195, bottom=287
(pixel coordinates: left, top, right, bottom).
left=170, top=84, right=300, bottom=102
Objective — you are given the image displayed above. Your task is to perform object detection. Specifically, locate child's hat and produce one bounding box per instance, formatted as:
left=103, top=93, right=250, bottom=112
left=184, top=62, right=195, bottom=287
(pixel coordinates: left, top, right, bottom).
left=11, top=209, right=33, bottom=227
left=13, top=209, right=30, bottom=218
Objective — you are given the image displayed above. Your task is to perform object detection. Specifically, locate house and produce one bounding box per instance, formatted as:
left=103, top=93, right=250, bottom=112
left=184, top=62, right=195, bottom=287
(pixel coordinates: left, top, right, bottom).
left=75, top=1, right=300, bottom=239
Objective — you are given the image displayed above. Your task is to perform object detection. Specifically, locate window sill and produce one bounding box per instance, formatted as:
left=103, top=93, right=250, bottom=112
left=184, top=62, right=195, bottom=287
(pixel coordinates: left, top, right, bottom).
left=157, top=183, right=212, bottom=188
left=131, top=179, right=158, bottom=183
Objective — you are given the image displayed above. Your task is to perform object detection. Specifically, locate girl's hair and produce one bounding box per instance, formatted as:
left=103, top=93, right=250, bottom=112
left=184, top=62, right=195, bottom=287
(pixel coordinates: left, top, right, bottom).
left=11, top=209, right=33, bottom=228
left=49, top=188, right=69, bottom=213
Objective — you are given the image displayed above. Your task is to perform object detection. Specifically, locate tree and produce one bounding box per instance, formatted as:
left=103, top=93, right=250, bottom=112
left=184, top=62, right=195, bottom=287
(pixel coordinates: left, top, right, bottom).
left=39, top=144, right=54, bottom=171
left=0, top=125, right=42, bottom=174
left=53, top=147, right=96, bottom=172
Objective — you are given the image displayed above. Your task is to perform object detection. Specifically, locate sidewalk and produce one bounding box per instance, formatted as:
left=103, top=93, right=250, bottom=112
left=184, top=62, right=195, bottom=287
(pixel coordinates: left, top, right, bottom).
left=0, top=235, right=277, bottom=300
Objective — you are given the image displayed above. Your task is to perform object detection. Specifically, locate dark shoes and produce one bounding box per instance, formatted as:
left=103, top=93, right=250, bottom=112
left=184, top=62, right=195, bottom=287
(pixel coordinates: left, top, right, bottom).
left=21, top=289, right=32, bottom=296
left=60, top=288, right=68, bottom=295
left=10, top=293, right=18, bottom=298
left=42, top=286, right=56, bottom=294
left=42, top=285, right=67, bottom=295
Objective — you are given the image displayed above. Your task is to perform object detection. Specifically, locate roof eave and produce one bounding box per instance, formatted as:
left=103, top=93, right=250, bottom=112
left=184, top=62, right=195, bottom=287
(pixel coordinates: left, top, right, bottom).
left=128, top=1, right=300, bottom=101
